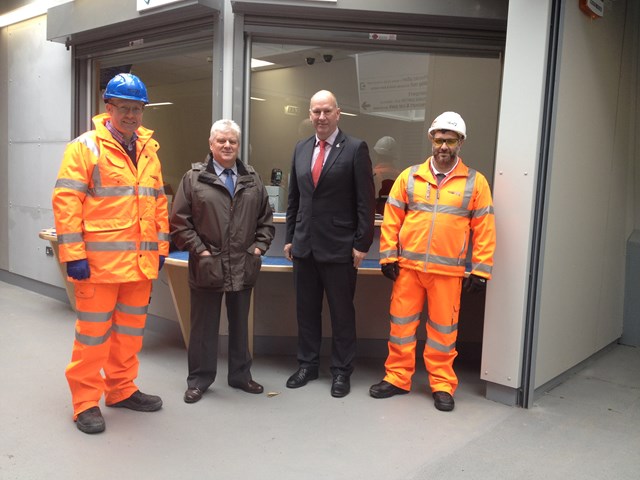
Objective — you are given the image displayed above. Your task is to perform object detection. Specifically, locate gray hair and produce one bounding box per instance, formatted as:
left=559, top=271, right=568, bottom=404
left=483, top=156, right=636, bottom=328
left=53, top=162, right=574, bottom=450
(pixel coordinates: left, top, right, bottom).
left=209, top=119, right=241, bottom=144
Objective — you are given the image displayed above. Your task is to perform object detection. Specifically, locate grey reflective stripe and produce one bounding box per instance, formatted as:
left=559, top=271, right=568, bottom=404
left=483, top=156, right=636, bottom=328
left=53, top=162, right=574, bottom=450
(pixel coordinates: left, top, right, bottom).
left=85, top=241, right=137, bottom=251
left=116, top=303, right=149, bottom=315
left=428, top=254, right=463, bottom=267
left=387, top=196, right=406, bottom=210
left=406, top=165, right=419, bottom=204
left=472, top=204, right=494, bottom=218
left=113, top=324, right=145, bottom=337
left=76, top=327, right=112, bottom=346
left=460, top=169, right=476, bottom=211
left=391, top=313, right=421, bottom=325
left=140, top=242, right=158, bottom=251
left=157, top=232, right=170, bottom=242
left=380, top=249, right=397, bottom=260
left=401, top=249, right=463, bottom=267
left=389, top=334, right=417, bottom=345
left=426, top=337, right=456, bottom=353
left=55, top=178, right=88, bottom=194
left=77, top=310, right=113, bottom=322
left=472, top=263, right=492, bottom=274
left=58, top=232, right=84, bottom=244
left=138, top=186, right=161, bottom=197
left=88, top=186, right=136, bottom=198
left=72, top=134, right=100, bottom=158
left=435, top=204, right=470, bottom=217
left=427, top=317, right=458, bottom=334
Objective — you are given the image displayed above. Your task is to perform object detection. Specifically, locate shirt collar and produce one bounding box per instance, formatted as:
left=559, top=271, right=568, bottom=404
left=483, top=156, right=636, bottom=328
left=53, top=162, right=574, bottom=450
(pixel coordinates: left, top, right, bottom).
left=316, top=128, right=339, bottom=147
left=106, top=120, right=137, bottom=151
left=430, top=157, right=459, bottom=177
left=211, top=157, right=237, bottom=176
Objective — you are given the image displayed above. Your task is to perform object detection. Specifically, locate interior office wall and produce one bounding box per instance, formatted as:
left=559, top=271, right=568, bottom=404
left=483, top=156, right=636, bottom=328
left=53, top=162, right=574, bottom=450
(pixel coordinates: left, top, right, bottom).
left=249, top=54, right=501, bottom=196
left=3, top=15, right=71, bottom=287
left=534, top=0, right=637, bottom=388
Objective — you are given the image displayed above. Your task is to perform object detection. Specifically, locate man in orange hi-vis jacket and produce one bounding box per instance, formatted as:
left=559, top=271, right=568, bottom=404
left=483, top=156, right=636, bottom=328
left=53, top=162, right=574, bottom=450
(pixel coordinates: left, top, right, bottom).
left=369, top=111, right=496, bottom=412
left=52, top=73, right=169, bottom=434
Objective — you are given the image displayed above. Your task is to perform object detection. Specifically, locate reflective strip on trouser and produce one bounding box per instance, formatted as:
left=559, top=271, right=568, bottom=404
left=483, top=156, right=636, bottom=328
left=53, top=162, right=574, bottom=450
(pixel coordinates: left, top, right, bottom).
left=383, top=269, right=462, bottom=395
left=65, top=280, right=151, bottom=418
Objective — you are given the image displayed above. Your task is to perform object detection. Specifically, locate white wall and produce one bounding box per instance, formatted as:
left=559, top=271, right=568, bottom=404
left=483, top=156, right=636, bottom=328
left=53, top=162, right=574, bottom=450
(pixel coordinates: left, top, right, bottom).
left=5, top=15, right=70, bottom=286
left=534, top=0, right=637, bottom=387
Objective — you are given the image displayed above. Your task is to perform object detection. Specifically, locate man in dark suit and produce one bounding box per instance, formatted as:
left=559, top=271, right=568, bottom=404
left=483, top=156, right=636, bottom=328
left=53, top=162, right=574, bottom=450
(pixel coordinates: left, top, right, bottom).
left=284, top=90, right=375, bottom=398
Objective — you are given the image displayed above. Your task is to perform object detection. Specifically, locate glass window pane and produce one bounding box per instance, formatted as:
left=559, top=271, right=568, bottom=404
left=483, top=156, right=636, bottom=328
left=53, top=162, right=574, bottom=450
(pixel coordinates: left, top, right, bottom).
left=249, top=42, right=501, bottom=216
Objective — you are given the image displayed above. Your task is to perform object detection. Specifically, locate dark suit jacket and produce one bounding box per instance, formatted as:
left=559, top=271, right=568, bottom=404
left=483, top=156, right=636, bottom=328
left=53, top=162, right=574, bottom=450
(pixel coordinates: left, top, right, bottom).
left=285, top=129, right=375, bottom=263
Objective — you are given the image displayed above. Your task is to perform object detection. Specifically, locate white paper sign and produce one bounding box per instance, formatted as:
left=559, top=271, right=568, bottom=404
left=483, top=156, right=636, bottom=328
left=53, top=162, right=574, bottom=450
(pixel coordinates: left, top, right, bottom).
left=356, top=52, right=429, bottom=121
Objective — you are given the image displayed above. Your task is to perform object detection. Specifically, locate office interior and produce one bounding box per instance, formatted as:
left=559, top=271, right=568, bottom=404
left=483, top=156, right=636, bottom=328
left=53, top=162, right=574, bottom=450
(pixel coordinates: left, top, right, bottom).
left=1, top=0, right=639, bottom=418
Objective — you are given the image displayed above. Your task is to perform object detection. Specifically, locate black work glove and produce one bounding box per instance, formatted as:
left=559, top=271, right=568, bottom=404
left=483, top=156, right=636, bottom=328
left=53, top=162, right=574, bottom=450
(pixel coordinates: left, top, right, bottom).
left=159, top=255, right=166, bottom=271
left=463, top=274, right=487, bottom=293
left=381, top=262, right=399, bottom=281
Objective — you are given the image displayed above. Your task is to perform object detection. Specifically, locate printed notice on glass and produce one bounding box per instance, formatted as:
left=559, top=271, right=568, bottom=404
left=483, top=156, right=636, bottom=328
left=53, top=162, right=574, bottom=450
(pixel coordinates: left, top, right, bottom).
left=356, top=52, right=429, bottom=121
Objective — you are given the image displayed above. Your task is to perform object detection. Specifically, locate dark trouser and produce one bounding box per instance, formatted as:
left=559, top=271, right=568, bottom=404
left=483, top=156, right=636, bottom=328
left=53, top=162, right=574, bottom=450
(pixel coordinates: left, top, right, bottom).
left=293, top=255, right=358, bottom=376
left=187, top=287, right=253, bottom=390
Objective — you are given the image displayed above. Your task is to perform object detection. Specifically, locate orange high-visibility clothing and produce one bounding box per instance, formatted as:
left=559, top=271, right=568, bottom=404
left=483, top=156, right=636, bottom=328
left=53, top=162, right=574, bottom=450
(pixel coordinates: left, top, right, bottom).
left=66, top=281, right=152, bottom=418
left=379, top=157, right=496, bottom=393
left=52, top=113, right=168, bottom=418
left=52, top=113, right=169, bottom=283
left=379, top=157, right=495, bottom=279
left=384, top=269, right=462, bottom=394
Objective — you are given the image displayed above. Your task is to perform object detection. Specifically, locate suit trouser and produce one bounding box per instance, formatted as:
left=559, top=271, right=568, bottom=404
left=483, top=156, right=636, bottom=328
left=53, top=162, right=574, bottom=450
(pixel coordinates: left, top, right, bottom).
left=66, top=280, right=152, bottom=419
left=187, top=287, right=253, bottom=390
left=293, top=255, right=357, bottom=376
left=383, top=269, right=462, bottom=395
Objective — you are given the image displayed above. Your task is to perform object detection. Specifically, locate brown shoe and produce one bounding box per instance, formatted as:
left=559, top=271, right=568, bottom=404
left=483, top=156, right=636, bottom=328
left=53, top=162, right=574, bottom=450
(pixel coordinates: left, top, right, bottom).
left=184, top=387, right=204, bottom=403
left=229, top=380, right=264, bottom=394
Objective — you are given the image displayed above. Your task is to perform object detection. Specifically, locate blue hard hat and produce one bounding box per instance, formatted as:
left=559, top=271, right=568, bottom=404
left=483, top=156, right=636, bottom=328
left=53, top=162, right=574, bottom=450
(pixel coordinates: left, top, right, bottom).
left=103, top=73, right=149, bottom=104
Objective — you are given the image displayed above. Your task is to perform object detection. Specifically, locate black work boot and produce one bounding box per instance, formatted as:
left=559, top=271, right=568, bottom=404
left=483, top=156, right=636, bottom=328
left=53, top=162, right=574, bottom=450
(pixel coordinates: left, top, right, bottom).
left=107, top=390, right=163, bottom=412
left=76, top=406, right=105, bottom=434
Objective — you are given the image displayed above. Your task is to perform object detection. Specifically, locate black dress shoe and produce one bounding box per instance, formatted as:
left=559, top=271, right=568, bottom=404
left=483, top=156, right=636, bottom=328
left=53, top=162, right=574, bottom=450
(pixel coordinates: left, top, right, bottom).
left=433, top=391, right=455, bottom=411
left=76, top=406, right=105, bottom=434
left=331, top=374, right=351, bottom=398
left=369, top=380, right=410, bottom=399
left=229, top=380, right=264, bottom=394
left=184, top=387, right=204, bottom=404
left=286, top=367, right=319, bottom=388
left=107, top=390, right=163, bottom=412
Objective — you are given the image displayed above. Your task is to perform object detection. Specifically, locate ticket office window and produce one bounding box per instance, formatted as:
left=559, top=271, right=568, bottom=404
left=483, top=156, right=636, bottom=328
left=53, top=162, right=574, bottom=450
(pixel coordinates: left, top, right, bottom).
left=248, top=43, right=502, bottom=215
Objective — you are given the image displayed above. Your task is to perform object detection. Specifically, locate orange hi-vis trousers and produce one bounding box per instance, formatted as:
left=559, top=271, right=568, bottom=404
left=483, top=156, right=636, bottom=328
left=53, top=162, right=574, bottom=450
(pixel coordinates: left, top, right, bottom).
left=65, top=280, right=151, bottom=419
left=383, top=269, right=462, bottom=395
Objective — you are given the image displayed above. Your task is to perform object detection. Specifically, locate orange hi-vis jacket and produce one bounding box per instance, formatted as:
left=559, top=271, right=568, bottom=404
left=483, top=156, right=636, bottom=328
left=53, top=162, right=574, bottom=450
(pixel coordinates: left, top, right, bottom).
left=379, top=157, right=495, bottom=279
left=52, top=113, right=170, bottom=283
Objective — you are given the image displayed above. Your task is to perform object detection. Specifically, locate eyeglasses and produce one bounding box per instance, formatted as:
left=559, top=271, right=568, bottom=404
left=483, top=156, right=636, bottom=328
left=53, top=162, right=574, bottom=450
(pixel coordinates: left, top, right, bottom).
left=432, top=138, right=460, bottom=147
left=108, top=102, right=144, bottom=115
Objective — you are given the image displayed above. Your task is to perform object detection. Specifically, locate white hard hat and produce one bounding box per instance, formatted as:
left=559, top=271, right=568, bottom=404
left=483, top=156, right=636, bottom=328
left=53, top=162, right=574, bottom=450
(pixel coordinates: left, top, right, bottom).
left=373, top=136, right=397, bottom=157
left=428, top=112, right=467, bottom=139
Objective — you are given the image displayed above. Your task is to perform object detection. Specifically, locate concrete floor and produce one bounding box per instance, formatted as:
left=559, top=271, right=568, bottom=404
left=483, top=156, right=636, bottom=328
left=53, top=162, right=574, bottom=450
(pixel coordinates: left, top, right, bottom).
left=1, top=279, right=639, bottom=480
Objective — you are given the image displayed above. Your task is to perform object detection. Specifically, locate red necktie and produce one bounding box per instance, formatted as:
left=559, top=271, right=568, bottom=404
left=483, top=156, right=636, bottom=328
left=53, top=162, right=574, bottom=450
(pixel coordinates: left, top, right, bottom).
left=312, top=140, right=326, bottom=186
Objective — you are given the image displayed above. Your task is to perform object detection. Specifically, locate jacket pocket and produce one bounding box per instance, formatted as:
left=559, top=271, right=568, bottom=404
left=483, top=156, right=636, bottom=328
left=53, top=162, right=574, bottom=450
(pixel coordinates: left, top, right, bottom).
left=332, top=217, right=356, bottom=229
left=190, top=252, right=224, bottom=288
left=243, top=251, right=262, bottom=286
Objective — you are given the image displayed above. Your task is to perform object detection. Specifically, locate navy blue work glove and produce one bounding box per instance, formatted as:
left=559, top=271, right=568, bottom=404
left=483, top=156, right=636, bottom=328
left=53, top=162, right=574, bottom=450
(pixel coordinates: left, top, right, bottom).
left=463, top=274, right=487, bottom=293
left=159, top=255, right=166, bottom=271
left=381, top=262, right=399, bottom=281
left=67, top=259, right=90, bottom=280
